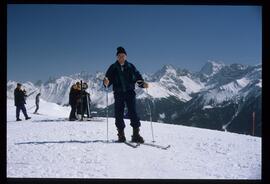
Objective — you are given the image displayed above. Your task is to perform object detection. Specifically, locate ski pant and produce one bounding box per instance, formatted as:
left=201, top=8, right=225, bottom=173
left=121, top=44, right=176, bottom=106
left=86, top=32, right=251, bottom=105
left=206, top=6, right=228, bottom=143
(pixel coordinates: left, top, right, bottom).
left=85, top=103, right=90, bottom=118
left=34, top=102, right=39, bottom=113
left=114, top=90, right=141, bottom=130
left=77, top=101, right=90, bottom=118
left=16, top=104, right=29, bottom=119
left=69, top=103, right=77, bottom=120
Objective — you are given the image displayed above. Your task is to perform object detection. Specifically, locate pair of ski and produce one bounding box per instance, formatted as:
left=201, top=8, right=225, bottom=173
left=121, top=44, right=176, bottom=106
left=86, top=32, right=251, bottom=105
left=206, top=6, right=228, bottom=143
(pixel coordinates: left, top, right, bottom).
left=123, top=141, right=170, bottom=150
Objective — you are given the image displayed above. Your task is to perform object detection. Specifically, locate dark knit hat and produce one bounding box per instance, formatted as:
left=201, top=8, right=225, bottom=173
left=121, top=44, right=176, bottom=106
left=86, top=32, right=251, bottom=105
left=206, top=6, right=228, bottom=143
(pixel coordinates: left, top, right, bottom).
left=116, top=47, right=127, bottom=56
left=17, top=83, right=22, bottom=86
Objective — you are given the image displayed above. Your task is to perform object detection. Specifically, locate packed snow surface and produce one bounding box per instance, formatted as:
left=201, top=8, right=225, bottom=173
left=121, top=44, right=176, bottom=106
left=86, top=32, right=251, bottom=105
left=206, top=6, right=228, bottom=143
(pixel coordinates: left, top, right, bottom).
left=7, top=99, right=261, bottom=179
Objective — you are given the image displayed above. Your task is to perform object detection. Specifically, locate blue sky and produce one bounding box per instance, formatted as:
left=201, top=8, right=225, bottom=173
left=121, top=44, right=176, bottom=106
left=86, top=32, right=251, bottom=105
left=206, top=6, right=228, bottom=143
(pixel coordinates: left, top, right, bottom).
left=7, top=4, right=262, bottom=83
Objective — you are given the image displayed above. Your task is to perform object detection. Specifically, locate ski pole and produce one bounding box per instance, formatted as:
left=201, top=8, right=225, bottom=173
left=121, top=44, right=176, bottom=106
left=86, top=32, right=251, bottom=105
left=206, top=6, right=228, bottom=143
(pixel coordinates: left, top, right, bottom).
left=87, top=94, right=91, bottom=118
left=88, top=81, right=91, bottom=117
left=80, top=80, right=84, bottom=121
left=26, top=90, right=37, bottom=97
left=146, top=88, right=155, bottom=143
left=106, top=86, right=109, bottom=142
left=27, top=105, right=36, bottom=111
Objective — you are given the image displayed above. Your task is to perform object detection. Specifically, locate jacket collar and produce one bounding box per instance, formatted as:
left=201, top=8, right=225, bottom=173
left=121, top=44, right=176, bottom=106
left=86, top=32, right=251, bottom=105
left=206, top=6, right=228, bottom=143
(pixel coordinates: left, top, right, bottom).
left=115, top=60, right=128, bottom=67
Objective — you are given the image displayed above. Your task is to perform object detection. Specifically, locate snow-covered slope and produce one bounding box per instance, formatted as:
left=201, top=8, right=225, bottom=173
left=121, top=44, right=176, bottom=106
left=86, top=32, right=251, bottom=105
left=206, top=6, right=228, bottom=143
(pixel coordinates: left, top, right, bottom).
left=7, top=99, right=261, bottom=179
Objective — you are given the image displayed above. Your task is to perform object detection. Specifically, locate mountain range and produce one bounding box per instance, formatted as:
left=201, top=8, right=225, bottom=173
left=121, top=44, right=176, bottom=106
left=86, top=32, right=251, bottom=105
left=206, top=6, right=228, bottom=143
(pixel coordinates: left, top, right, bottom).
left=7, top=60, right=262, bottom=136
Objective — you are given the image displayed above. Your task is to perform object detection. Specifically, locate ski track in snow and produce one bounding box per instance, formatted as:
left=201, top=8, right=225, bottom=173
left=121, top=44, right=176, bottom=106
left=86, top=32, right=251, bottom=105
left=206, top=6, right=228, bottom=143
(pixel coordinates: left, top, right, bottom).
left=7, top=100, right=261, bottom=179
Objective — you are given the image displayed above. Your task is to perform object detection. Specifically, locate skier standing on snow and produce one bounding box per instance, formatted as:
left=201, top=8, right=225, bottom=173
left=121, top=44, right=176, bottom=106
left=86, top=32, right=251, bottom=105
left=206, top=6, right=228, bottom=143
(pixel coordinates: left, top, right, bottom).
left=83, top=82, right=91, bottom=118
left=103, top=46, right=149, bottom=143
left=33, top=93, right=41, bottom=114
left=77, top=82, right=91, bottom=118
left=14, top=83, right=31, bottom=121
left=69, top=82, right=81, bottom=121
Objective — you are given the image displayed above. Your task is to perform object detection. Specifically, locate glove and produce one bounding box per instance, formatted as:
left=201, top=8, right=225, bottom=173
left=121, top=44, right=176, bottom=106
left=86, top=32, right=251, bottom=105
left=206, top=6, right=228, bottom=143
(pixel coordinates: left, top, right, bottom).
left=137, top=80, right=149, bottom=88
left=103, top=77, right=109, bottom=87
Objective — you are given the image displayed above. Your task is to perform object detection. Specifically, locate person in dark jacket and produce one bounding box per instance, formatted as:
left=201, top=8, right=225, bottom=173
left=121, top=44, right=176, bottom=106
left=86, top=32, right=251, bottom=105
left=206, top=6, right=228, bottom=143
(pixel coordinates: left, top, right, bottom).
left=103, top=46, right=149, bottom=143
left=14, top=83, right=31, bottom=121
left=33, top=93, right=41, bottom=114
left=77, top=82, right=91, bottom=118
left=69, top=82, right=81, bottom=121
left=82, top=82, right=91, bottom=118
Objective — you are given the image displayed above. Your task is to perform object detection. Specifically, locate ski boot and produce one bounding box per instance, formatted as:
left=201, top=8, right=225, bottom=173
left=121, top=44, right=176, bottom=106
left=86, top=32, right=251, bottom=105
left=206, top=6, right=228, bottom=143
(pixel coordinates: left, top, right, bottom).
left=131, top=128, right=144, bottom=143
left=117, top=129, right=126, bottom=142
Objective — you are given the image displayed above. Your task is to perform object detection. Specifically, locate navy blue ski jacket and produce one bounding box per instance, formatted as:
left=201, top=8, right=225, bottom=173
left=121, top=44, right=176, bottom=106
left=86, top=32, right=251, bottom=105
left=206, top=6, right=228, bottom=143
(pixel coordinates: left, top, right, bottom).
left=105, top=61, right=145, bottom=93
left=14, top=88, right=27, bottom=106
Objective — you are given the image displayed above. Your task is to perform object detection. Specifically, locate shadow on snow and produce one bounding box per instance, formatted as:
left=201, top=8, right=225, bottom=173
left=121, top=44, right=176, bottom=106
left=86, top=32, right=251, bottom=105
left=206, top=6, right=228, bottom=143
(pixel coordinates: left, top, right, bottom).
left=15, top=139, right=119, bottom=145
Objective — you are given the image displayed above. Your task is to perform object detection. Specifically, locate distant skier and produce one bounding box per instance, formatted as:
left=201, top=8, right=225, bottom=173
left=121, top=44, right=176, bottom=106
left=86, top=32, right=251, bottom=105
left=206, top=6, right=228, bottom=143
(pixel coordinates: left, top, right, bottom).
left=77, top=82, right=91, bottom=119
left=69, top=82, right=81, bottom=121
left=33, top=93, right=41, bottom=114
left=14, top=83, right=31, bottom=121
left=103, top=46, right=149, bottom=143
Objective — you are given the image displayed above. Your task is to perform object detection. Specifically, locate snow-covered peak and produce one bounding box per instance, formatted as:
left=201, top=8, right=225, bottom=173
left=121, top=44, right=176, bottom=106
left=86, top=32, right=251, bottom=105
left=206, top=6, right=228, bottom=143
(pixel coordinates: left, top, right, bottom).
left=194, top=63, right=261, bottom=106
left=256, top=79, right=262, bottom=88
left=7, top=62, right=261, bottom=107
left=95, top=71, right=105, bottom=81
left=205, top=63, right=253, bottom=88
left=162, top=64, right=177, bottom=74
left=7, top=80, right=17, bottom=89
left=135, top=64, right=204, bottom=102
left=199, top=60, right=225, bottom=77
left=142, top=73, right=152, bottom=82
left=55, top=76, right=73, bottom=84
left=230, top=63, right=248, bottom=70
left=152, top=64, right=177, bottom=80
left=70, top=71, right=93, bottom=80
